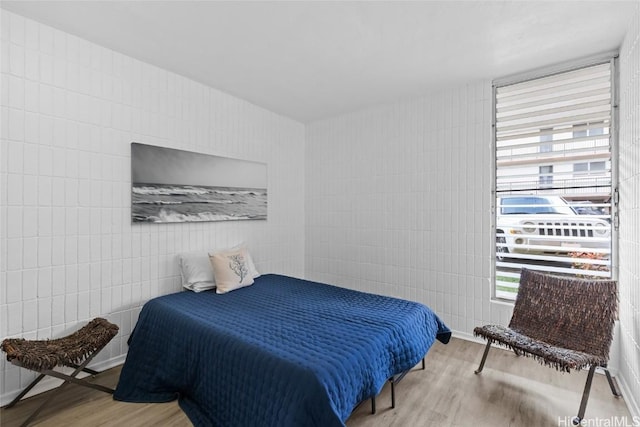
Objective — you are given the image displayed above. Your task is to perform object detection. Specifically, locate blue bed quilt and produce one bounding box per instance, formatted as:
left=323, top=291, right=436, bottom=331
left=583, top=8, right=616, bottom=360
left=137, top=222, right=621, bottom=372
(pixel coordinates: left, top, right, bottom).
left=114, top=274, right=450, bottom=427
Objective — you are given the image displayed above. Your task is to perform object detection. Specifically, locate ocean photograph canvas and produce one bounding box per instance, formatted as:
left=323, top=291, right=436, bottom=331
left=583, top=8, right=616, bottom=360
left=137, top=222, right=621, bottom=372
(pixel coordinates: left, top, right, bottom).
left=131, top=143, right=267, bottom=223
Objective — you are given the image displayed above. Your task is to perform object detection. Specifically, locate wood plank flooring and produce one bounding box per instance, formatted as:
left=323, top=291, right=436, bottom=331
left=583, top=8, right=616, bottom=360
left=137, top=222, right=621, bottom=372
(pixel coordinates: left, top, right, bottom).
left=0, top=338, right=631, bottom=426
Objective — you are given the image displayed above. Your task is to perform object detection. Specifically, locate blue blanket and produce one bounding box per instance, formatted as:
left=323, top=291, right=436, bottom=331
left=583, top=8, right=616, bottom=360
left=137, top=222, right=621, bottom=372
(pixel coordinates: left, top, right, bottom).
left=114, top=274, right=450, bottom=426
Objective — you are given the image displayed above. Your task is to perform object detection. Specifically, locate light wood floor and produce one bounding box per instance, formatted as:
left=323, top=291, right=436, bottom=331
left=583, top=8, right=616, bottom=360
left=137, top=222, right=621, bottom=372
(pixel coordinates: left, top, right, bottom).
left=0, top=338, right=631, bottom=427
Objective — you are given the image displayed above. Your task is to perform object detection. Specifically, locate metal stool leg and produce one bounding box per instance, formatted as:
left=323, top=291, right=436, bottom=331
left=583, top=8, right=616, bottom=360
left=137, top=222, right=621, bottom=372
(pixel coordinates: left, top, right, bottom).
left=9, top=346, right=112, bottom=427
left=5, top=373, right=46, bottom=409
left=19, top=380, right=72, bottom=427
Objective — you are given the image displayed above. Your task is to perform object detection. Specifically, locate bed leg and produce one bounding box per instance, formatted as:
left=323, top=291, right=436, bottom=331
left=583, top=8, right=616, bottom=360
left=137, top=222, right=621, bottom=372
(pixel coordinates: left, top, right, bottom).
left=391, top=381, right=396, bottom=409
left=422, top=358, right=425, bottom=370
left=371, top=395, right=376, bottom=414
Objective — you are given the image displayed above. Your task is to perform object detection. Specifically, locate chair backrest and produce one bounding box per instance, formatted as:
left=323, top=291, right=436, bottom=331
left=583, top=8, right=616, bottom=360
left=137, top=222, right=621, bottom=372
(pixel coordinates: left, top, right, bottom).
left=509, top=268, right=617, bottom=360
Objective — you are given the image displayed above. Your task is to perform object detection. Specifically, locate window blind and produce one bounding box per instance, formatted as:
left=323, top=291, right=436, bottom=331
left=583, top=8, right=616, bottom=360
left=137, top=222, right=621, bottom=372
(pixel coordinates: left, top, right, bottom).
left=494, top=61, right=613, bottom=300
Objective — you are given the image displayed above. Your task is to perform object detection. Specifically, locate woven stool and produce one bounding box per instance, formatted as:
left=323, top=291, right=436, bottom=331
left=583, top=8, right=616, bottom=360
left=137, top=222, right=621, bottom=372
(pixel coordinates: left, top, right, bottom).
left=1, top=318, right=119, bottom=427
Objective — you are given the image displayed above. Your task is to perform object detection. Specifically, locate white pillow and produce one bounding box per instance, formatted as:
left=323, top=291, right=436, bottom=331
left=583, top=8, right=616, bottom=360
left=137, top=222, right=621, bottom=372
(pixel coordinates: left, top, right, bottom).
left=209, top=247, right=255, bottom=294
left=177, top=251, right=215, bottom=292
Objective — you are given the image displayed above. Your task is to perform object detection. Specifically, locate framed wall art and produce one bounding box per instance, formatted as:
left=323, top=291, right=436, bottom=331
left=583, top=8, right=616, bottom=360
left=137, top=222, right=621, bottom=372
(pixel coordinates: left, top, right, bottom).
left=131, top=143, right=267, bottom=223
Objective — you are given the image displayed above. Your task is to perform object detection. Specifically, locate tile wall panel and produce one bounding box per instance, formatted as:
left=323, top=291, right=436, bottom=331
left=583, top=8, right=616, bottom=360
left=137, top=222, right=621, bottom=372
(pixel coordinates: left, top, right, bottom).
left=618, top=2, right=640, bottom=417
left=305, top=83, right=515, bottom=336
left=0, top=10, right=305, bottom=403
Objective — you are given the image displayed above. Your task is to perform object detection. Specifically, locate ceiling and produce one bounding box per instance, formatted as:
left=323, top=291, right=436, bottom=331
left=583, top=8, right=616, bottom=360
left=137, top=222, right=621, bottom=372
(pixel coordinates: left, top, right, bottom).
left=1, top=1, right=636, bottom=123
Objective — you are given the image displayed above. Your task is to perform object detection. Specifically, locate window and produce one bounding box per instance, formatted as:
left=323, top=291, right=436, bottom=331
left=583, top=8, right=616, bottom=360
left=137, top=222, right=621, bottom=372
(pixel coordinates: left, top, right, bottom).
left=539, top=165, right=554, bottom=188
left=494, top=60, right=615, bottom=300
left=574, top=161, right=606, bottom=174
left=538, top=130, right=554, bottom=188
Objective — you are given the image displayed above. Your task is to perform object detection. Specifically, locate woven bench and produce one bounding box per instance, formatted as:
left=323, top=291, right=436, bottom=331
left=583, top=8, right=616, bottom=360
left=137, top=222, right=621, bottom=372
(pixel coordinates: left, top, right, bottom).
left=1, top=318, right=119, bottom=427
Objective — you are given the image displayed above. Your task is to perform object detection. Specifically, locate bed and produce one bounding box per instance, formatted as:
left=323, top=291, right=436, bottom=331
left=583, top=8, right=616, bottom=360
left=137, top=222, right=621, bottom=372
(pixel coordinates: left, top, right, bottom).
left=114, top=274, right=451, bottom=427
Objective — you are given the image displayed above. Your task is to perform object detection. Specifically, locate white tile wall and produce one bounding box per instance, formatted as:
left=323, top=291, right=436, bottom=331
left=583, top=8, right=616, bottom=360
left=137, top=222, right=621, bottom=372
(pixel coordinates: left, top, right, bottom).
left=305, top=84, right=515, bottom=336
left=0, top=10, right=305, bottom=404
left=618, top=2, right=640, bottom=418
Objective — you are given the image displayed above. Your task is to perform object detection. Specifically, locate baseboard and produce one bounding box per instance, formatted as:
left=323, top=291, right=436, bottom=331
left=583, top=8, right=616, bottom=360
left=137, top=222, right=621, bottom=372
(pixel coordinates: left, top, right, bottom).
left=451, top=329, right=486, bottom=345
left=615, top=372, right=640, bottom=421
left=0, top=354, right=126, bottom=407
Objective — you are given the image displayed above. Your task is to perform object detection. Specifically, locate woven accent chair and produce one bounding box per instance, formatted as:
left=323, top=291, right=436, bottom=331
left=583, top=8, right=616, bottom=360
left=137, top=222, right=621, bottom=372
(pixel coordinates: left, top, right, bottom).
left=1, top=318, right=119, bottom=427
left=473, top=268, right=620, bottom=425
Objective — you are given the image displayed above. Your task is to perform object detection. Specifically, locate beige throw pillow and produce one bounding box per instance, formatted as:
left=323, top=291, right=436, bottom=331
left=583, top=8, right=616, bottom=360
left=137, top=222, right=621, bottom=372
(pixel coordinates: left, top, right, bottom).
left=209, top=248, right=255, bottom=294
left=228, top=243, right=260, bottom=279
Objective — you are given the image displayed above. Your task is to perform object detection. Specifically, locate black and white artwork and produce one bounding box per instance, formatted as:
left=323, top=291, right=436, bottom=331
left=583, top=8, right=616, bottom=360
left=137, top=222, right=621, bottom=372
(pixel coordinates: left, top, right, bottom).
left=131, top=143, right=267, bottom=223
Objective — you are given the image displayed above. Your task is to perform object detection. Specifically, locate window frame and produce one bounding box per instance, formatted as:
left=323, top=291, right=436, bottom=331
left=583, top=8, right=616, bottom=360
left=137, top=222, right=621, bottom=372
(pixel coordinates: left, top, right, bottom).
left=490, top=53, right=619, bottom=302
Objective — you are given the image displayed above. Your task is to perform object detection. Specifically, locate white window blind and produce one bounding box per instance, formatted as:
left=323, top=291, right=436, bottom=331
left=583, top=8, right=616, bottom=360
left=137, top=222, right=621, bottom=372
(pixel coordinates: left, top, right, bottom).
left=494, top=61, right=614, bottom=300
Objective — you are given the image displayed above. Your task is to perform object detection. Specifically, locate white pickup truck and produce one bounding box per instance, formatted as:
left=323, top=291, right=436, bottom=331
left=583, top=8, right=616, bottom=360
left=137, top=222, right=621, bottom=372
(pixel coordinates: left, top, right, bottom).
left=496, top=195, right=610, bottom=260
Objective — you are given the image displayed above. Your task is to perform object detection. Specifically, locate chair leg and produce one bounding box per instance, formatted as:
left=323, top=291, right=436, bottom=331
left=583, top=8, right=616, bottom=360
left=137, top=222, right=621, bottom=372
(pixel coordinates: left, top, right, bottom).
left=475, top=340, right=492, bottom=374
left=573, top=365, right=597, bottom=425
left=603, top=367, right=621, bottom=397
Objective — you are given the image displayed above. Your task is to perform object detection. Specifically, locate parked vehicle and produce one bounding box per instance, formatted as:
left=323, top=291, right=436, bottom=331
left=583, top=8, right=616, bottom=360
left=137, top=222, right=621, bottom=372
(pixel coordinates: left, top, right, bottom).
left=569, top=200, right=608, bottom=216
left=496, top=195, right=610, bottom=260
